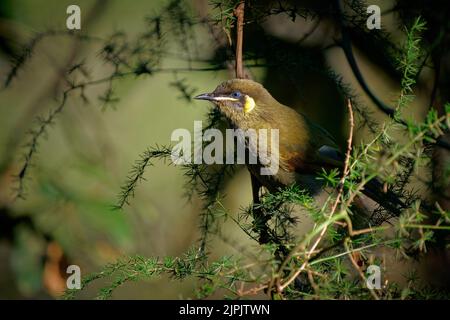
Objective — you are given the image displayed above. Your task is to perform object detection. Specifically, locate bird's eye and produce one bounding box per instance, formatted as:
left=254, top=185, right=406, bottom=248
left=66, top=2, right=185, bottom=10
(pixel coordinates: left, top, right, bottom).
left=230, top=91, right=241, bottom=99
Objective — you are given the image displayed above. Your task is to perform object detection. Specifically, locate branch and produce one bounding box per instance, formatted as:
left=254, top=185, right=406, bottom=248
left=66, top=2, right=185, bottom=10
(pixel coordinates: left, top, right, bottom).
left=344, top=238, right=380, bottom=300
left=234, top=1, right=245, bottom=79
left=115, top=146, right=173, bottom=209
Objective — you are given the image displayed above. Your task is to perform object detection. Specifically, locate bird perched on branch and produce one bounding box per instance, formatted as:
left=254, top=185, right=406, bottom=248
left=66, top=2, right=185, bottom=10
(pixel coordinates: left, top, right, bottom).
left=194, top=79, right=405, bottom=217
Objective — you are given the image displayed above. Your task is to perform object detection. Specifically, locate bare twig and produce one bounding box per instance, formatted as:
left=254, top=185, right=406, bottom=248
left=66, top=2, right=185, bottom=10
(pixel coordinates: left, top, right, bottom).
left=344, top=238, right=380, bottom=300
left=234, top=1, right=245, bottom=79
left=237, top=283, right=268, bottom=297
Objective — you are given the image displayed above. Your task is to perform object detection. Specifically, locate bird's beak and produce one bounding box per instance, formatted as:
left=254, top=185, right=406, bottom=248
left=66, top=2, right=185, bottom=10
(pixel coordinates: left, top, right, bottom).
left=194, top=93, right=239, bottom=102
left=194, top=93, right=215, bottom=101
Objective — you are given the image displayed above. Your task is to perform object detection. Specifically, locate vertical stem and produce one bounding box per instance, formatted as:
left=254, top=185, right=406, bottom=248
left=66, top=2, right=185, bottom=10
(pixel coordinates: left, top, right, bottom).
left=234, top=1, right=245, bottom=79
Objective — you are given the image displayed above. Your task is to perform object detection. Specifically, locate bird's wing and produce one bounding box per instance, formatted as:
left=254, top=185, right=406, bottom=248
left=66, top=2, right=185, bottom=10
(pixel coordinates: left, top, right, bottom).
left=280, top=114, right=344, bottom=173
left=306, top=117, right=344, bottom=169
left=316, top=145, right=344, bottom=167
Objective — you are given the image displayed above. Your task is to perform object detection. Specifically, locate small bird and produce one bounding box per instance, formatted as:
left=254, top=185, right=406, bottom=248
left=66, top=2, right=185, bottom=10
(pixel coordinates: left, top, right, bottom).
left=194, top=79, right=404, bottom=217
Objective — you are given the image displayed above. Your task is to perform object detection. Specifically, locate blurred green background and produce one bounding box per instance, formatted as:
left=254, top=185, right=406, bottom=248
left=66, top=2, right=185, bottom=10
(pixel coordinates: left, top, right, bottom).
left=0, top=0, right=256, bottom=299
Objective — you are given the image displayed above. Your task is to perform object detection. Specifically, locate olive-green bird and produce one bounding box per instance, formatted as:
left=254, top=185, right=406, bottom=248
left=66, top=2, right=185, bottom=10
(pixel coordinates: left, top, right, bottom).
left=194, top=78, right=404, bottom=215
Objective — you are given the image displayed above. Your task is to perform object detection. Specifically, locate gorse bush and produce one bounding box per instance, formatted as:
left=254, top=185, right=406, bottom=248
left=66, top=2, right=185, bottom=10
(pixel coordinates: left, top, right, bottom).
left=5, top=0, right=450, bottom=299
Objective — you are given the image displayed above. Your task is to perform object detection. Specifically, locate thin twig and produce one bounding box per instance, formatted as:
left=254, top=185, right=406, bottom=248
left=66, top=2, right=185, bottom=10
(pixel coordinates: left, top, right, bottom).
left=234, top=1, right=245, bottom=79
left=344, top=238, right=380, bottom=300
left=237, top=283, right=268, bottom=297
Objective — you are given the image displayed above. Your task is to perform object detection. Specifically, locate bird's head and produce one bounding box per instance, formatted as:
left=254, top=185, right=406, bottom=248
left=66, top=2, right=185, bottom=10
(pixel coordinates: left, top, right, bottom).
left=194, top=79, right=277, bottom=126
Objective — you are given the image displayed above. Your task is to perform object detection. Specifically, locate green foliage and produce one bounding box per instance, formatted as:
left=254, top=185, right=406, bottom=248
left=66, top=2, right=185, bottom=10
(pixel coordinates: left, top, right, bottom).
left=115, top=146, right=173, bottom=209
left=64, top=247, right=251, bottom=300
left=395, top=17, right=427, bottom=118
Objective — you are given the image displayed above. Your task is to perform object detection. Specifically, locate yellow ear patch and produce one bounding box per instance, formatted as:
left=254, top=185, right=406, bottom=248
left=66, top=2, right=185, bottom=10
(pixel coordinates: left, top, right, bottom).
left=244, top=95, right=255, bottom=113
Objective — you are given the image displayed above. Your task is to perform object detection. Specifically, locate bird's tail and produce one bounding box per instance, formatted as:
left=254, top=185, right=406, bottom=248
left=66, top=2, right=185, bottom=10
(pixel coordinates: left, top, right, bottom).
left=360, top=178, right=407, bottom=218
left=351, top=178, right=435, bottom=225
